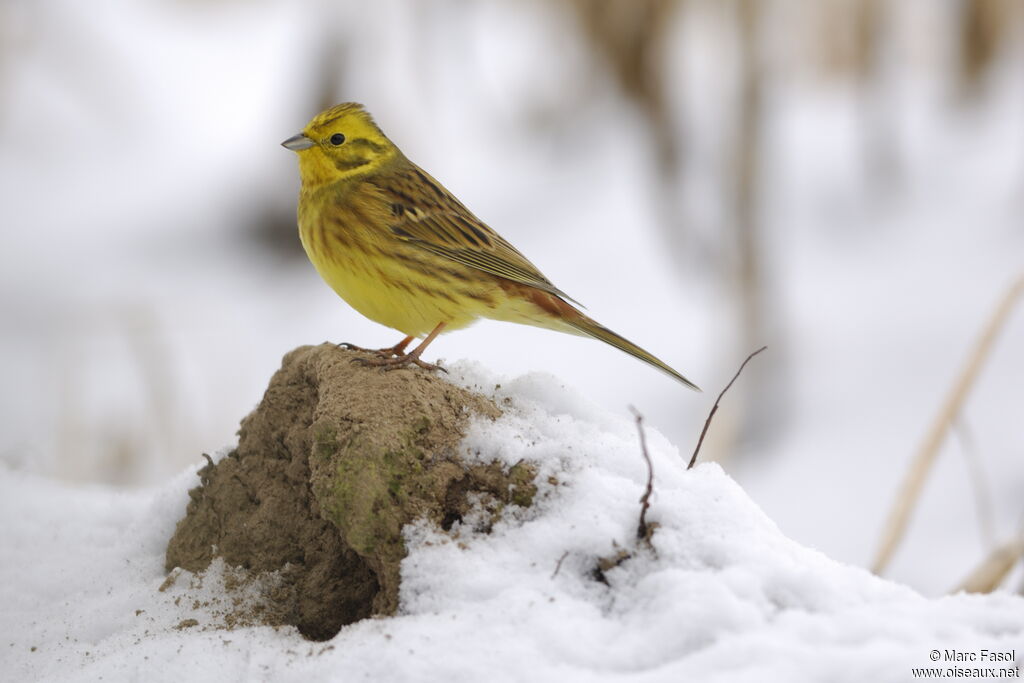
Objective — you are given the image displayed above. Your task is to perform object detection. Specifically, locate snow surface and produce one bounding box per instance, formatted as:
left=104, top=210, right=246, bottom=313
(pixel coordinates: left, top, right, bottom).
left=1, top=0, right=1023, bottom=650
left=2, top=364, right=1021, bottom=682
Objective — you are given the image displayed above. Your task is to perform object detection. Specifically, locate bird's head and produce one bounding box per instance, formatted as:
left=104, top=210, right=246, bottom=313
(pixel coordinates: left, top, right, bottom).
left=282, top=102, right=397, bottom=186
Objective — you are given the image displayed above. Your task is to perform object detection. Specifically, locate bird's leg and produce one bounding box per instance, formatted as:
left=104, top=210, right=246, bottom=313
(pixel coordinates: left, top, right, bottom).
left=339, top=335, right=414, bottom=358
left=350, top=323, right=447, bottom=373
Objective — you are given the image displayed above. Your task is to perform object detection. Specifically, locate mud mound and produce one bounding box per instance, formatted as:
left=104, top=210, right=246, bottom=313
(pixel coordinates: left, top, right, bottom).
left=165, top=343, right=535, bottom=641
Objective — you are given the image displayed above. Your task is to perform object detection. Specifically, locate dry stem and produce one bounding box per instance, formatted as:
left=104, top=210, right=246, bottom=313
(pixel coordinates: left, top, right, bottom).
left=951, top=534, right=1024, bottom=594
left=688, top=346, right=768, bottom=470
left=872, top=274, right=1024, bottom=575
left=629, top=407, right=656, bottom=541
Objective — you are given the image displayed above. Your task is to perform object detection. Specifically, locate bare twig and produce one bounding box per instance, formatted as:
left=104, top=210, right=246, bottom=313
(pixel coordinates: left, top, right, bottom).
left=551, top=551, right=570, bottom=579
left=872, top=274, right=1024, bottom=575
left=629, top=406, right=656, bottom=541
left=688, top=346, right=768, bottom=470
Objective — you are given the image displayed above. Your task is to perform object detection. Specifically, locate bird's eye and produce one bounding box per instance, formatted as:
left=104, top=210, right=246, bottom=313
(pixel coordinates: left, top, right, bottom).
left=329, top=133, right=346, bottom=146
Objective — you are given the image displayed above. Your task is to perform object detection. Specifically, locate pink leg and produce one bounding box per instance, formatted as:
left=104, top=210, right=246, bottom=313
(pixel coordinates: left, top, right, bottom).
left=350, top=323, right=447, bottom=373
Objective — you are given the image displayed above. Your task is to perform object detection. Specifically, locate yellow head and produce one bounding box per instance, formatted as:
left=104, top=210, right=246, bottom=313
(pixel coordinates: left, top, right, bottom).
left=281, top=102, right=397, bottom=187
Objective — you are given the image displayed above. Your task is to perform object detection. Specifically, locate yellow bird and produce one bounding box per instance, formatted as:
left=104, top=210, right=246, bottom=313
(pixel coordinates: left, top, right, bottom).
left=282, top=103, right=699, bottom=391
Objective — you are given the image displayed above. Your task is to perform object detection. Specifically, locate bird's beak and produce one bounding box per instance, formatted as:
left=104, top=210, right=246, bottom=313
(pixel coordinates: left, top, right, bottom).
left=281, top=133, right=315, bottom=151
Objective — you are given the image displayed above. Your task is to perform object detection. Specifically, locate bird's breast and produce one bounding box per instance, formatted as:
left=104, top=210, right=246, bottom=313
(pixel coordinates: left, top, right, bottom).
left=296, top=188, right=491, bottom=337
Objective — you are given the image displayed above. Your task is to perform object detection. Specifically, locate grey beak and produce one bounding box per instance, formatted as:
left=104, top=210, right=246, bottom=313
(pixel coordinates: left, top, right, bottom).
left=281, top=133, right=315, bottom=151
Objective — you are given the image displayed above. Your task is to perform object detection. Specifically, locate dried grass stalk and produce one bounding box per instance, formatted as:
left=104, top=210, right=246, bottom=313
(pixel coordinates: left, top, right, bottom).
left=872, top=274, right=1024, bottom=575
left=952, top=536, right=1024, bottom=594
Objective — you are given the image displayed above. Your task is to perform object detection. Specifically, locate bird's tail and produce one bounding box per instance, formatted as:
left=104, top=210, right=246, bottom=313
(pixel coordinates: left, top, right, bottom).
left=566, top=312, right=701, bottom=391
left=499, top=284, right=701, bottom=391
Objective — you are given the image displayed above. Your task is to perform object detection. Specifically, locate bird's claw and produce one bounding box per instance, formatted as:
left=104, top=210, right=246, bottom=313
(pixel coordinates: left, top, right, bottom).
left=339, top=342, right=402, bottom=359
left=350, top=354, right=446, bottom=374
left=412, top=358, right=447, bottom=374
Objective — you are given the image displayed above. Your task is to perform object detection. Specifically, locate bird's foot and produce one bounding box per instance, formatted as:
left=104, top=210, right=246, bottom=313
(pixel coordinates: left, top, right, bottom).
left=338, top=338, right=412, bottom=359
left=338, top=341, right=372, bottom=353
left=350, top=352, right=447, bottom=374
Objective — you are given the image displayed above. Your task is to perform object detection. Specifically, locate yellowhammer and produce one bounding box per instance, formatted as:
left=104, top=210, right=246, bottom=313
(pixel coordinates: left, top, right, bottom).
left=282, top=102, right=699, bottom=390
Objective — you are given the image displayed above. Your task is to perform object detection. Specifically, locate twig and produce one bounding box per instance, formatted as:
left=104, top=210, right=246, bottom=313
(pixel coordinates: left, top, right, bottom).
left=872, top=274, right=1024, bottom=575
left=688, top=346, right=768, bottom=470
left=629, top=406, right=655, bottom=541
left=551, top=551, right=570, bottom=579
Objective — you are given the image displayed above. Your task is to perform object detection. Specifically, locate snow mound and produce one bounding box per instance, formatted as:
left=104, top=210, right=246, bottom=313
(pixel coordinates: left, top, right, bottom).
left=1, top=361, right=1021, bottom=682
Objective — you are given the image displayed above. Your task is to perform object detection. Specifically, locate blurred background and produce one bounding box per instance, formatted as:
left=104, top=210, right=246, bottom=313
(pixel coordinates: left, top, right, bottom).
left=1, top=0, right=1022, bottom=596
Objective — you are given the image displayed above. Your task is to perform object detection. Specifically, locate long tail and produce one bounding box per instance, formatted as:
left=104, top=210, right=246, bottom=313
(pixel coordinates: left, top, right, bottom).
left=504, top=285, right=701, bottom=390
left=567, top=313, right=701, bottom=391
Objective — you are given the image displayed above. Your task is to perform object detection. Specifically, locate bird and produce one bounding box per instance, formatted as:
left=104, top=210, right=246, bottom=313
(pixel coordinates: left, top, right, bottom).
left=281, top=102, right=699, bottom=391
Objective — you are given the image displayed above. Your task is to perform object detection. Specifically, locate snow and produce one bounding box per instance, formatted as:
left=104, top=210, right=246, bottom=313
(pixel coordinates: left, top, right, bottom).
left=2, top=0, right=1024, bottom=676
left=2, top=366, right=1021, bottom=682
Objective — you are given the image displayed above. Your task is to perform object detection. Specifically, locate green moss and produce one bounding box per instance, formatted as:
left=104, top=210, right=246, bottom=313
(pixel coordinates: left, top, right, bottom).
left=312, top=425, right=339, bottom=460
left=411, top=416, right=431, bottom=434
left=319, top=423, right=441, bottom=561
left=312, top=405, right=538, bottom=586
left=508, top=462, right=538, bottom=508
left=323, top=446, right=404, bottom=559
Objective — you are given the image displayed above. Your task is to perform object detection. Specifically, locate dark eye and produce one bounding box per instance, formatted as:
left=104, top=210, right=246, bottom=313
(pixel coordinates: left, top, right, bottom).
left=329, top=133, right=346, bottom=146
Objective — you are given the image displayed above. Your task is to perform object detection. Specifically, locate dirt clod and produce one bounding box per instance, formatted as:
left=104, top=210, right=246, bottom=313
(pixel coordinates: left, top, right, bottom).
left=165, top=344, right=534, bottom=641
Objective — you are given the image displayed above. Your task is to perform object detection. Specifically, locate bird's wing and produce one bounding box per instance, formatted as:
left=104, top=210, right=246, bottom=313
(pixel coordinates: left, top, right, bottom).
left=375, top=165, right=582, bottom=305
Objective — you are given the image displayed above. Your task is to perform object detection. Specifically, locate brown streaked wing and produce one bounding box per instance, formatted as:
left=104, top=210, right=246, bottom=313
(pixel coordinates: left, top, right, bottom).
left=376, top=164, right=582, bottom=306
